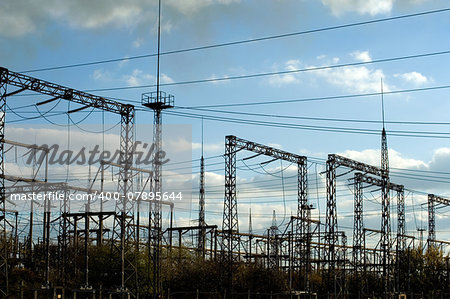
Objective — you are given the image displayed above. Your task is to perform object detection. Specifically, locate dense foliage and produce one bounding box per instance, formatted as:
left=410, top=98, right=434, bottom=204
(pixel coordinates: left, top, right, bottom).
left=0, top=240, right=448, bottom=297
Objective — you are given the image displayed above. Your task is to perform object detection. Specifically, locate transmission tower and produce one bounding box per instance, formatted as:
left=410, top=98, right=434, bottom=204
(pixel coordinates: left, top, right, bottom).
left=198, top=120, right=206, bottom=257
left=142, top=93, right=173, bottom=298
left=0, top=68, right=8, bottom=297
left=248, top=208, right=252, bottom=236
left=269, top=210, right=278, bottom=268
left=380, top=79, right=392, bottom=297
left=353, top=173, right=364, bottom=277
left=428, top=194, right=450, bottom=247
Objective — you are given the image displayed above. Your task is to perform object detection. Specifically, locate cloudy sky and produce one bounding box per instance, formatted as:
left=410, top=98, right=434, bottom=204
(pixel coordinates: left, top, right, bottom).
left=2, top=0, right=450, bottom=244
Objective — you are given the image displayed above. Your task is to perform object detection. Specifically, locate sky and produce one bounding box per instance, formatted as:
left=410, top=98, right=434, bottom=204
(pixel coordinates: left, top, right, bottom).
left=1, top=0, right=450, bottom=246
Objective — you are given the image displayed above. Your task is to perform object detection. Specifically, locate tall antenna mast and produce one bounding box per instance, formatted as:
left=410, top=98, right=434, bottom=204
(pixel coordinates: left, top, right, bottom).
left=156, top=0, right=161, bottom=99
left=380, top=77, right=392, bottom=297
left=248, top=208, right=252, bottom=235
left=141, top=0, right=174, bottom=296
left=198, top=118, right=206, bottom=257
left=201, top=117, right=204, bottom=156
left=381, top=78, right=385, bottom=130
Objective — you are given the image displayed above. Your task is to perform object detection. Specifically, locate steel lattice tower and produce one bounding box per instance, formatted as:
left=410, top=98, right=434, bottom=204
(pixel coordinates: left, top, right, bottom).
left=269, top=210, right=278, bottom=268
left=380, top=80, right=392, bottom=297
left=222, top=135, right=307, bottom=297
left=142, top=92, right=173, bottom=298
left=0, top=68, right=8, bottom=297
left=198, top=119, right=206, bottom=256
left=428, top=194, right=450, bottom=246
left=222, top=135, right=238, bottom=297
left=197, top=154, right=206, bottom=256
left=142, top=1, right=174, bottom=296
left=325, top=156, right=338, bottom=274
left=296, top=159, right=309, bottom=289
left=1, top=67, right=136, bottom=296
left=111, top=108, right=136, bottom=294
left=353, top=173, right=364, bottom=276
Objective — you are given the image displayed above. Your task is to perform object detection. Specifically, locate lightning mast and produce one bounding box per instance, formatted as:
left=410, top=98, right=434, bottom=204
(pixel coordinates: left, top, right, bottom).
left=380, top=79, right=392, bottom=297
left=198, top=119, right=206, bottom=257
left=141, top=0, right=174, bottom=297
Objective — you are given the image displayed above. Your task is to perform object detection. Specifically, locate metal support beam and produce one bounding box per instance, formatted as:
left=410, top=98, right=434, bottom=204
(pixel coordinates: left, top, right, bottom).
left=111, top=106, right=137, bottom=293
left=428, top=194, right=450, bottom=246
left=0, top=67, right=8, bottom=297
left=222, top=135, right=307, bottom=297
left=353, top=173, right=364, bottom=275
left=380, top=127, right=392, bottom=298
left=198, top=156, right=206, bottom=257
left=0, top=66, right=136, bottom=294
left=295, top=159, right=310, bottom=292
left=223, top=135, right=238, bottom=296
left=325, top=156, right=338, bottom=273
left=142, top=90, right=174, bottom=298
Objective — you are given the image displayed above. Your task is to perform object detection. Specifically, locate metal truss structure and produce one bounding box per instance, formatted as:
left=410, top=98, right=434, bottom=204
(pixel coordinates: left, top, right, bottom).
left=380, top=127, right=391, bottom=297
left=198, top=155, right=206, bottom=257
left=428, top=194, right=450, bottom=246
left=326, top=154, right=393, bottom=296
left=352, top=172, right=406, bottom=294
left=223, top=135, right=307, bottom=297
left=142, top=90, right=174, bottom=298
left=0, top=67, right=135, bottom=296
left=0, top=68, right=449, bottom=298
left=0, top=68, right=8, bottom=296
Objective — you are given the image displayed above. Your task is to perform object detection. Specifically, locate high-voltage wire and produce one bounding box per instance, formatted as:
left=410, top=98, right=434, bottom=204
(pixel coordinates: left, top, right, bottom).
left=175, top=106, right=450, bottom=126
left=85, top=50, right=450, bottom=92
left=164, top=110, right=450, bottom=139
left=19, top=7, right=450, bottom=74
left=8, top=85, right=450, bottom=127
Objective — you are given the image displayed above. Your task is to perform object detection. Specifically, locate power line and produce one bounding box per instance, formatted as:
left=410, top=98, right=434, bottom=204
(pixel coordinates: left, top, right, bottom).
left=9, top=83, right=450, bottom=127
left=165, top=110, right=450, bottom=139
left=84, top=50, right=450, bottom=92
left=19, top=7, right=450, bottom=74
left=174, top=84, right=450, bottom=108
left=174, top=105, right=450, bottom=126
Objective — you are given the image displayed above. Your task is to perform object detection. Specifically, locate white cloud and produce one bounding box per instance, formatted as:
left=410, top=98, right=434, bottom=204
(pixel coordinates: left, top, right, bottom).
left=285, top=59, right=301, bottom=71
left=123, top=69, right=173, bottom=86
left=0, top=9, right=37, bottom=37
left=428, top=148, right=450, bottom=172
left=0, top=0, right=145, bottom=37
left=192, top=142, right=223, bottom=153
left=92, top=69, right=112, bottom=81
left=269, top=52, right=385, bottom=92
left=338, top=148, right=427, bottom=169
left=315, top=65, right=386, bottom=93
left=351, top=50, right=372, bottom=62
left=309, top=51, right=389, bottom=93
left=166, top=0, right=240, bottom=15
left=268, top=60, right=302, bottom=87
left=336, top=147, right=450, bottom=196
left=395, top=71, right=428, bottom=85
left=268, top=74, right=299, bottom=86
left=208, top=74, right=230, bottom=84
left=161, top=73, right=175, bottom=84
left=321, top=0, right=394, bottom=16
left=0, top=0, right=239, bottom=37
left=133, top=38, right=144, bottom=48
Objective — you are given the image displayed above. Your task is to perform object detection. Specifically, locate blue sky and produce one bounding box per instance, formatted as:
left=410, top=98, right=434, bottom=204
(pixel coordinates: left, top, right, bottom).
left=2, top=0, right=450, bottom=243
